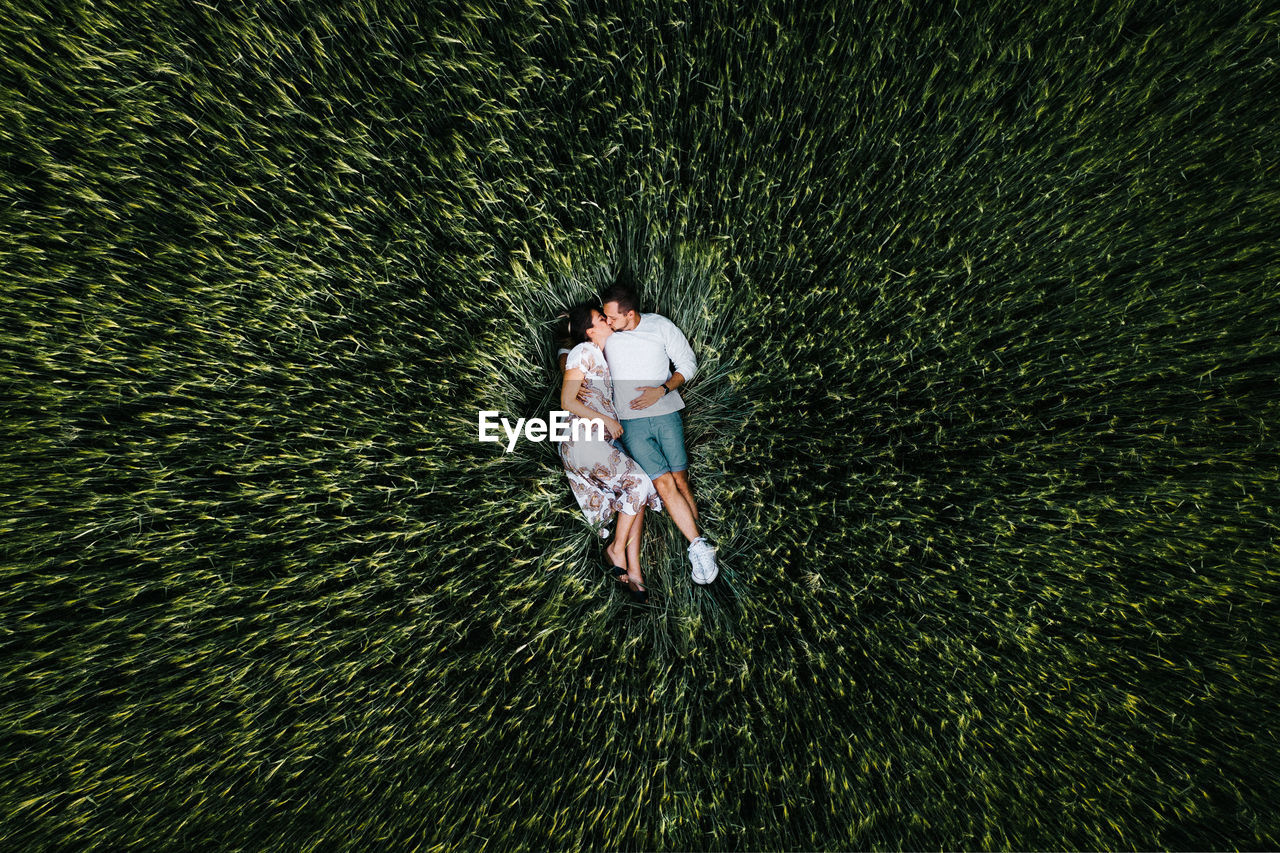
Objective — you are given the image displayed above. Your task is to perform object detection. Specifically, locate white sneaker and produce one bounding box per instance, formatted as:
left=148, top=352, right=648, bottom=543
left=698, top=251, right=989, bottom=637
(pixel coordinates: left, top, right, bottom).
left=687, top=546, right=703, bottom=581
left=688, top=537, right=718, bottom=585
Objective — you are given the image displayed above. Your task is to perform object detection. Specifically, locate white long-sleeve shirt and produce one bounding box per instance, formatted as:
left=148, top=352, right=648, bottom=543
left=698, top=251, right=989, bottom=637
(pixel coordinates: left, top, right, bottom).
left=603, top=313, right=698, bottom=421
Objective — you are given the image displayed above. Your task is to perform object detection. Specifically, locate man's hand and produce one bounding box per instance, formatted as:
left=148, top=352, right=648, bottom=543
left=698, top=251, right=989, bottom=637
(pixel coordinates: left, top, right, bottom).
left=630, top=385, right=665, bottom=410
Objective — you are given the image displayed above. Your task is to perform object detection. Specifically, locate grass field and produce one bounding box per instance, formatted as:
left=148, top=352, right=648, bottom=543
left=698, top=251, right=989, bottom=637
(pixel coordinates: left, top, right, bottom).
left=3, top=0, right=1278, bottom=848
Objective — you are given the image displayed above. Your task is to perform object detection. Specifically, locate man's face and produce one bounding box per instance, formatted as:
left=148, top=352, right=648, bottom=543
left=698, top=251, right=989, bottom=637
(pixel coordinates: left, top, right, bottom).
left=602, top=301, right=637, bottom=331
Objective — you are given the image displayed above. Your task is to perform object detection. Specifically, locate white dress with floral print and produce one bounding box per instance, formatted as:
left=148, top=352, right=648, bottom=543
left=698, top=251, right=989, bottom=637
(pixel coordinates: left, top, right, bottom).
left=559, top=342, right=662, bottom=529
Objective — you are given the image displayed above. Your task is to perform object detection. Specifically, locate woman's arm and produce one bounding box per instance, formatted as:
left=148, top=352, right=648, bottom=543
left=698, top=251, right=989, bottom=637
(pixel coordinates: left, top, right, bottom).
left=561, top=368, right=622, bottom=436
left=560, top=351, right=592, bottom=403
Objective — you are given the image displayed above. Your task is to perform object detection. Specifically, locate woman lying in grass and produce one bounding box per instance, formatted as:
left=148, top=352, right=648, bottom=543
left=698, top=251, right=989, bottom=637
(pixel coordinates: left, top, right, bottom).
left=557, top=302, right=661, bottom=602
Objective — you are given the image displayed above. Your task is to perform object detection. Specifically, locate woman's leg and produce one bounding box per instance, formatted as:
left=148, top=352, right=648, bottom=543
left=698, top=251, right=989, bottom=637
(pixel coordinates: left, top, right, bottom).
left=625, top=505, right=646, bottom=591
left=607, top=509, right=636, bottom=576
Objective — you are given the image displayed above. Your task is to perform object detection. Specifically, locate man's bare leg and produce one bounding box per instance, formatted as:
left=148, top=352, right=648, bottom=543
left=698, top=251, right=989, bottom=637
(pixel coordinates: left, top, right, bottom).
left=670, top=469, right=698, bottom=525
left=651, top=473, right=700, bottom=543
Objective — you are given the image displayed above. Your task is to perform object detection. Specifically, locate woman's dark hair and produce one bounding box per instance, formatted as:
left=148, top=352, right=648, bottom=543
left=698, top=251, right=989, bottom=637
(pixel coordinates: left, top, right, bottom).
left=566, top=301, right=600, bottom=345
left=553, top=312, right=573, bottom=354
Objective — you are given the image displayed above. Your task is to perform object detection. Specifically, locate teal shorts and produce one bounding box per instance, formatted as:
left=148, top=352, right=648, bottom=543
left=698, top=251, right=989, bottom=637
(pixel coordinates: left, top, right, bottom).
left=618, top=411, right=687, bottom=480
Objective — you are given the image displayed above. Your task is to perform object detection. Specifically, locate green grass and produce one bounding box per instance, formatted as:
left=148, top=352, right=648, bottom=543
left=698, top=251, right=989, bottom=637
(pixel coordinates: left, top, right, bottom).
left=3, top=0, right=1278, bottom=848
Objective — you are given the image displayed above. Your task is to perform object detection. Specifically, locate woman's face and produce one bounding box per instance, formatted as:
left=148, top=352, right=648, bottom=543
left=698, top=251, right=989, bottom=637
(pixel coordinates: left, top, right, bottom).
left=586, top=310, right=612, bottom=343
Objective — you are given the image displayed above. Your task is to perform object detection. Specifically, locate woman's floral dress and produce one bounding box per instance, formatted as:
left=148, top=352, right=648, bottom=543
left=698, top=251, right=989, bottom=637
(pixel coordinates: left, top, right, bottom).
left=560, top=342, right=661, bottom=531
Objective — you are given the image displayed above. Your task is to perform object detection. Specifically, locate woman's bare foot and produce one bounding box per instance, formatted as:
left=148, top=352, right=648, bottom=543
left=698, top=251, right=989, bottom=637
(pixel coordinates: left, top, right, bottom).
left=605, top=539, right=625, bottom=567
left=605, top=540, right=628, bottom=586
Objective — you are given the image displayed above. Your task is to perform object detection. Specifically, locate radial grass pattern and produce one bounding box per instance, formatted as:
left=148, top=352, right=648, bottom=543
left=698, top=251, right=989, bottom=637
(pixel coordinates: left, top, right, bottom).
left=2, top=0, right=1279, bottom=849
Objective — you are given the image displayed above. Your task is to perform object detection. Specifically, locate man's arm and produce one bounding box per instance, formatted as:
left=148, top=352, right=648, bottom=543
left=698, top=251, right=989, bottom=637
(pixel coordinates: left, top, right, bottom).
left=663, top=317, right=697, bottom=385
left=629, top=316, right=698, bottom=409
left=629, top=371, right=688, bottom=409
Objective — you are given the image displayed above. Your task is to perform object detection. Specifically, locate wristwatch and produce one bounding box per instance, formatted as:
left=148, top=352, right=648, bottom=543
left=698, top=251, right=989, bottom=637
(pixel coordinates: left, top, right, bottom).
left=660, top=383, right=671, bottom=395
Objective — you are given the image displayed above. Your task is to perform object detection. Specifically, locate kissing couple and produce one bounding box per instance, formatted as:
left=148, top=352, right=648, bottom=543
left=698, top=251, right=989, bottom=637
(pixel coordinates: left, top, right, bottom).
left=554, top=281, right=718, bottom=602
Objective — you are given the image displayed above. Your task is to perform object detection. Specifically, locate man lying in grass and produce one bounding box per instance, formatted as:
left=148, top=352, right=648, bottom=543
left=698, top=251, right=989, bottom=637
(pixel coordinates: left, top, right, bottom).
left=600, top=282, right=718, bottom=585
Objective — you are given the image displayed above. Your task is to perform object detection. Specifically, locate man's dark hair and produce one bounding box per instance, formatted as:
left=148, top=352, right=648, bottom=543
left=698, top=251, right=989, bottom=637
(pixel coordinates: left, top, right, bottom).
left=600, top=281, right=639, bottom=316
left=566, top=301, right=599, bottom=345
